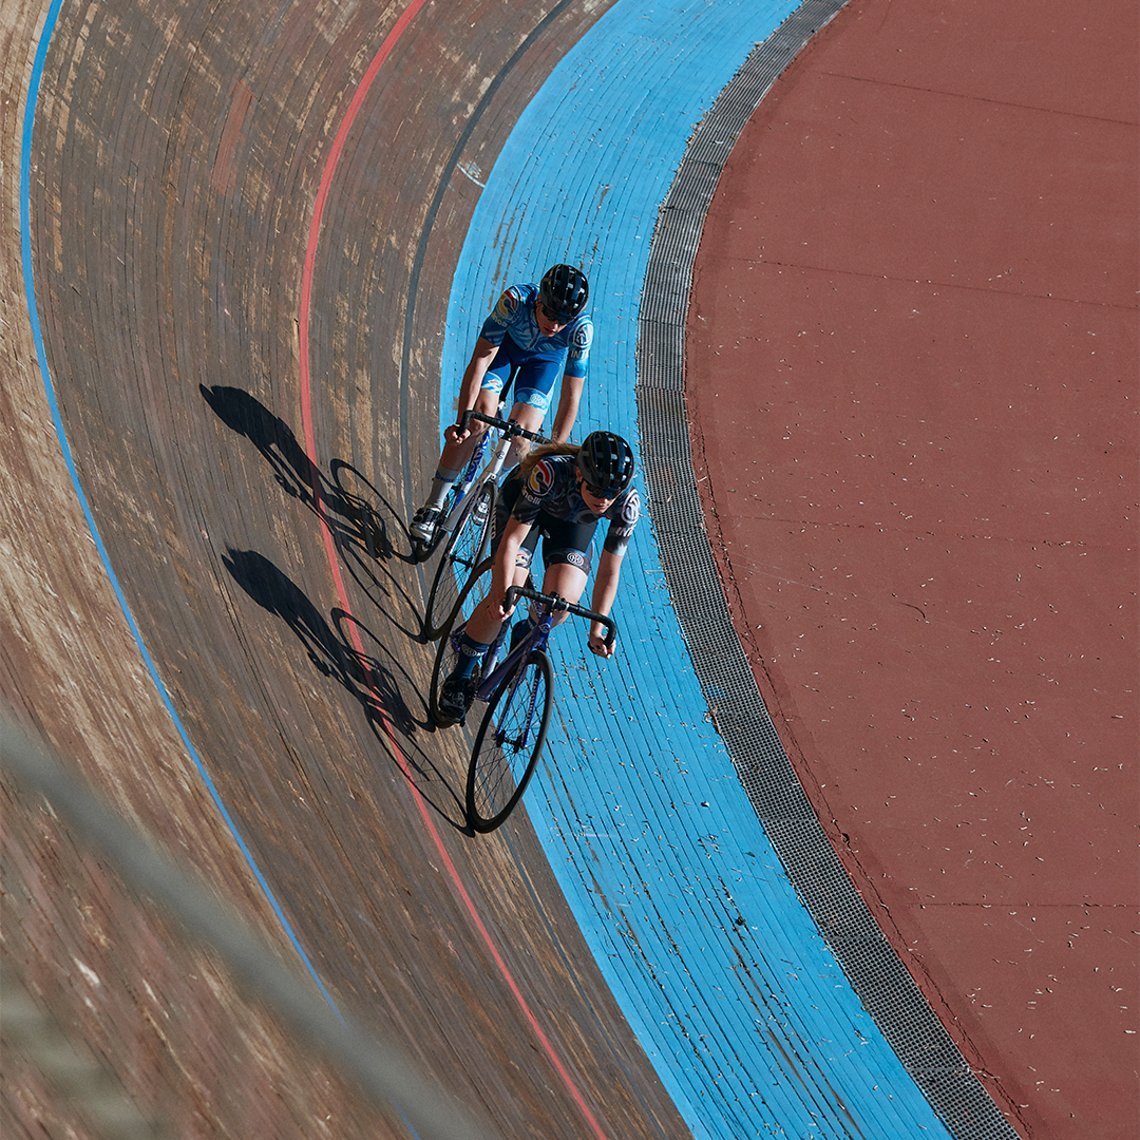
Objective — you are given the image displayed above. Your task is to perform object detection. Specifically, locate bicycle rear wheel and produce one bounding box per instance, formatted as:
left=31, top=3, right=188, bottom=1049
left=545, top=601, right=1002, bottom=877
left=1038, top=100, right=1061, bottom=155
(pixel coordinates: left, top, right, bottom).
left=428, top=557, right=493, bottom=726
left=466, top=650, right=553, bottom=832
left=423, top=481, right=496, bottom=640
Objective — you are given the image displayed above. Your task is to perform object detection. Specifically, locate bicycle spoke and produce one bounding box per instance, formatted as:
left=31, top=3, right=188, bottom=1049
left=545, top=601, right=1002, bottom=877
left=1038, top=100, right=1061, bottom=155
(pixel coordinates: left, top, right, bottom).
left=423, top=482, right=495, bottom=639
left=466, top=652, right=552, bottom=832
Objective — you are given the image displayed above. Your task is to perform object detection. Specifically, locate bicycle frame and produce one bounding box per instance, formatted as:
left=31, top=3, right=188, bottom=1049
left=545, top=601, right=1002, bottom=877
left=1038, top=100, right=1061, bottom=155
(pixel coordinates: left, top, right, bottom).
left=475, top=585, right=617, bottom=705
left=475, top=609, right=554, bottom=705
left=434, top=409, right=546, bottom=543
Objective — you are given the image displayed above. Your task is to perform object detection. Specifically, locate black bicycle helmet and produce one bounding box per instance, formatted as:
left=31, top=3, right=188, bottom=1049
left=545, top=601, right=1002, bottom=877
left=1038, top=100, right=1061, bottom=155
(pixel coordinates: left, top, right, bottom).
left=539, top=264, right=589, bottom=322
left=577, top=431, right=635, bottom=497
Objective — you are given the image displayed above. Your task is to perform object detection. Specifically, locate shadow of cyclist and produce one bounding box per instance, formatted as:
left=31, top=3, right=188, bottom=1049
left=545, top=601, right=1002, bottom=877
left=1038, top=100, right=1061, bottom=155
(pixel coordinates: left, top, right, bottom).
left=201, top=384, right=321, bottom=502
left=327, top=459, right=423, bottom=641
left=201, top=384, right=406, bottom=551
left=200, top=384, right=422, bottom=637
left=222, top=548, right=465, bottom=826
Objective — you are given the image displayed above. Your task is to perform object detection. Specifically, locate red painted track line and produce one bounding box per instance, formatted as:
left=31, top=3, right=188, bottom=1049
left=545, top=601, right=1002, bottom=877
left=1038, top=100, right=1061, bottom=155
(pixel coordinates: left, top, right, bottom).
left=295, top=7, right=606, bottom=1138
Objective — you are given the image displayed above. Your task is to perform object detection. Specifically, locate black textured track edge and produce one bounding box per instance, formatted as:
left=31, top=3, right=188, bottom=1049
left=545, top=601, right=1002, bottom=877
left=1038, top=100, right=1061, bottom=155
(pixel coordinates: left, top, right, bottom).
left=635, top=4, right=1019, bottom=1138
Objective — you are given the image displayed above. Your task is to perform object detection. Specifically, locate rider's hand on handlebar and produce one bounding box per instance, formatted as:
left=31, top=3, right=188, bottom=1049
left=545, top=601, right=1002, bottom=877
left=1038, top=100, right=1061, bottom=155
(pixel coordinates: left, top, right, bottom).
left=444, top=420, right=470, bottom=446
left=588, top=627, right=614, bottom=658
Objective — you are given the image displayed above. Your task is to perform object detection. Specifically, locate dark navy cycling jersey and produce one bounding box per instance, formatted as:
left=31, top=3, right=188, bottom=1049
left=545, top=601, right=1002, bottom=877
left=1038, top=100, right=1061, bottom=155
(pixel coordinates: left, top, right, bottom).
left=480, top=284, right=593, bottom=380
left=513, top=453, right=639, bottom=558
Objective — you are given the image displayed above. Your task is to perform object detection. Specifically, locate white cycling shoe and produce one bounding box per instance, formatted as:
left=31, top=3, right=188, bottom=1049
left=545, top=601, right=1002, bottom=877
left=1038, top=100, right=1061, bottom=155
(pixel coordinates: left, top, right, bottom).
left=410, top=505, right=441, bottom=544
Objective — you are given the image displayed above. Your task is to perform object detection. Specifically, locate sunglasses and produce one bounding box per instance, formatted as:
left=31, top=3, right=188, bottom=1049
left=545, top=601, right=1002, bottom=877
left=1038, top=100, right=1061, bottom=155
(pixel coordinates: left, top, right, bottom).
left=581, top=480, right=616, bottom=501
left=540, top=301, right=571, bottom=324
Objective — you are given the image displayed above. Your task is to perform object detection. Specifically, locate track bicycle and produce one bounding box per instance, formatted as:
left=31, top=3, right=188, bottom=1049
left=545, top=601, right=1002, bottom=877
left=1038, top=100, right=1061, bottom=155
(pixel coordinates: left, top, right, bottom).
left=417, top=410, right=546, bottom=640
left=430, top=566, right=616, bottom=832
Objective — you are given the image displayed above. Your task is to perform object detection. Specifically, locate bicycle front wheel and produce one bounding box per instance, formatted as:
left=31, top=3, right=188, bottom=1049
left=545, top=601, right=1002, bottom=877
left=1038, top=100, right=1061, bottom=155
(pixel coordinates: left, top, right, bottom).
left=466, top=651, right=553, bottom=832
left=423, top=481, right=496, bottom=640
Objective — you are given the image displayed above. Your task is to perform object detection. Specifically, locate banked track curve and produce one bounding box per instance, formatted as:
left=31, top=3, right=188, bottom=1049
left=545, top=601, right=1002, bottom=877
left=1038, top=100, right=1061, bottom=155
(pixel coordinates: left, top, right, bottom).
left=12, top=0, right=680, bottom=1136
left=7, top=0, right=1036, bottom=1136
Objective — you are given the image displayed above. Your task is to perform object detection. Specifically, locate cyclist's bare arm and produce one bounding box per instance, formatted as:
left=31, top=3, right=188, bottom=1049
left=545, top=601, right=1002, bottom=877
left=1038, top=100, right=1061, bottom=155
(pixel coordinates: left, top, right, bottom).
left=549, top=372, right=584, bottom=443
left=448, top=338, right=500, bottom=444
left=588, top=549, right=623, bottom=657
left=493, top=517, right=532, bottom=614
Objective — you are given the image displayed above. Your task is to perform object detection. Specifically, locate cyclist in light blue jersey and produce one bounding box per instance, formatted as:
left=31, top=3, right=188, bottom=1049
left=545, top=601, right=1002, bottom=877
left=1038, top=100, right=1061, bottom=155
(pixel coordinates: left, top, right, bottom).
left=410, top=264, right=592, bottom=543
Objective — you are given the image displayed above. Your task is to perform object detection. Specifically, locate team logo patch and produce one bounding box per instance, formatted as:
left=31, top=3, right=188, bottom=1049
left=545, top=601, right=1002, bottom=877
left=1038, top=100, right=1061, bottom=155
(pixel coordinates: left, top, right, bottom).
left=613, top=489, right=641, bottom=532
left=571, top=323, right=591, bottom=351
left=493, top=289, right=518, bottom=321
left=527, top=458, right=556, bottom=498
left=565, top=550, right=587, bottom=569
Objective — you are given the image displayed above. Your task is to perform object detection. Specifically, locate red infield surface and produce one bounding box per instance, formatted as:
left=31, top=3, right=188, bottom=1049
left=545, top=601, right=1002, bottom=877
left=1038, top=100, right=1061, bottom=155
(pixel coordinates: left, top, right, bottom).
left=687, top=2, right=1138, bottom=1137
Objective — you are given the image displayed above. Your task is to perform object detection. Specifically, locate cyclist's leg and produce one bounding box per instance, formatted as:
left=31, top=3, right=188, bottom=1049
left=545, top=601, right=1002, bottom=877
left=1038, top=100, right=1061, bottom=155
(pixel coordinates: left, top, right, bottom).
left=503, top=399, right=544, bottom=459
left=437, top=539, right=531, bottom=723
left=505, top=356, right=562, bottom=461
left=461, top=543, right=533, bottom=653
left=418, top=351, right=511, bottom=514
left=443, top=480, right=535, bottom=665
left=512, top=520, right=595, bottom=641
left=541, top=552, right=590, bottom=616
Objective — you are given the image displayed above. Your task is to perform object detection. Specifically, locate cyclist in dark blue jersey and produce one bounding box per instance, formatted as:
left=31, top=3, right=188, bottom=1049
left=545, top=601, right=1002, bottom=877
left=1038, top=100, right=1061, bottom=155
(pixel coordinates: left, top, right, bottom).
left=410, top=264, right=592, bottom=543
left=437, top=431, right=639, bottom=725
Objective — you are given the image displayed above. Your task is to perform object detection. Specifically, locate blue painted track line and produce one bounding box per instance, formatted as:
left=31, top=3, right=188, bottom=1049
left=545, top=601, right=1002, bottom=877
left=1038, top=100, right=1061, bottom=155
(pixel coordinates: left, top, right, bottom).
left=440, top=1, right=952, bottom=1136
left=18, top=0, right=341, bottom=1019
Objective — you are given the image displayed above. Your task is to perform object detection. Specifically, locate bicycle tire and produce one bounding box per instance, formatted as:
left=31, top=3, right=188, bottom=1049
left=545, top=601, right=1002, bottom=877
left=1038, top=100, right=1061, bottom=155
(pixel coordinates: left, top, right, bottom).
left=423, top=481, right=496, bottom=640
left=428, top=557, right=493, bottom=726
left=466, top=650, right=553, bottom=832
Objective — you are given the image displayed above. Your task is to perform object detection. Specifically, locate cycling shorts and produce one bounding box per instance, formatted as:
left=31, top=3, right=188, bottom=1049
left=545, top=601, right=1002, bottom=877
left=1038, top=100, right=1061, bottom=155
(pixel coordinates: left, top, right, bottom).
left=479, top=336, right=567, bottom=415
left=493, top=471, right=597, bottom=574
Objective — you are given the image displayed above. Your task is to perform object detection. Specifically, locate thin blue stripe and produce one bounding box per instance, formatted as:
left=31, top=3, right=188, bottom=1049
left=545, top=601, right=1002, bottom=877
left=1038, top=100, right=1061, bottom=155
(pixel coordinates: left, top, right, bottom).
left=19, top=0, right=340, bottom=1018
left=441, top=1, right=952, bottom=1135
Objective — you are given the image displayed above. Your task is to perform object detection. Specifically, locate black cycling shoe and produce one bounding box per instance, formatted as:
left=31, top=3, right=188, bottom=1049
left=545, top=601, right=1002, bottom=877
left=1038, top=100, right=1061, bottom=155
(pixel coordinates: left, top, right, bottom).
left=436, top=672, right=479, bottom=727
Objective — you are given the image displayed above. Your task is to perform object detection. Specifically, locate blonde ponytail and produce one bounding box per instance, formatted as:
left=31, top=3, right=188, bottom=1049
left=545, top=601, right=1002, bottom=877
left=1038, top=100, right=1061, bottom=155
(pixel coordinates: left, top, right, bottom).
left=518, top=441, right=579, bottom=481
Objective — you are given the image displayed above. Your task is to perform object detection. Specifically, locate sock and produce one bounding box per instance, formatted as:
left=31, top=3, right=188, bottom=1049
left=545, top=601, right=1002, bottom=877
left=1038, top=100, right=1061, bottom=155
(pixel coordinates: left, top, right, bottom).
left=426, top=466, right=461, bottom=511
left=454, top=631, right=490, bottom=679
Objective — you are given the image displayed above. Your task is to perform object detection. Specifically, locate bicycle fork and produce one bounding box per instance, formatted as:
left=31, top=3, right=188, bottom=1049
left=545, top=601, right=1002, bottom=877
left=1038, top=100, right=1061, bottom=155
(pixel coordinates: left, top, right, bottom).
left=497, top=670, right=544, bottom=750
left=491, top=620, right=552, bottom=748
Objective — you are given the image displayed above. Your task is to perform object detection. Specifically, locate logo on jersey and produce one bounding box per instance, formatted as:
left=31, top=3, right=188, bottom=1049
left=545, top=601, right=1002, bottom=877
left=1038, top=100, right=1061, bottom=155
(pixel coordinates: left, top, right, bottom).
left=570, top=323, right=591, bottom=351
left=525, top=458, right=556, bottom=501
left=493, top=289, right=519, bottom=323
left=612, top=488, right=641, bottom=534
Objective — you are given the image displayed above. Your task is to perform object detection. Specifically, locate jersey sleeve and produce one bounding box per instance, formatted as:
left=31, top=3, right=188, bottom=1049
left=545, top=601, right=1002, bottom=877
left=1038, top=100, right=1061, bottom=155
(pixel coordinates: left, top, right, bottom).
left=602, top=486, right=640, bottom=557
left=479, top=285, right=524, bottom=346
left=564, top=317, right=593, bottom=379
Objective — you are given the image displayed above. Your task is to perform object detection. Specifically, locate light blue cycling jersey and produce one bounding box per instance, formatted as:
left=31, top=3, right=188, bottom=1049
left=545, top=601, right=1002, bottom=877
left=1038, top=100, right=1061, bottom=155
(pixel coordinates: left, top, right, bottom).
left=473, top=283, right=594, bottom=414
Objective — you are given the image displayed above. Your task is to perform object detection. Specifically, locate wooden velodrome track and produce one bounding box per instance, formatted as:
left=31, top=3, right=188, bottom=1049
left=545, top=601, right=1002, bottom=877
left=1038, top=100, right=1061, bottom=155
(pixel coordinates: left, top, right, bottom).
left=4, top=1, right=683, bottom=1136
left=3, top=0, right=1136, bottom=1138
